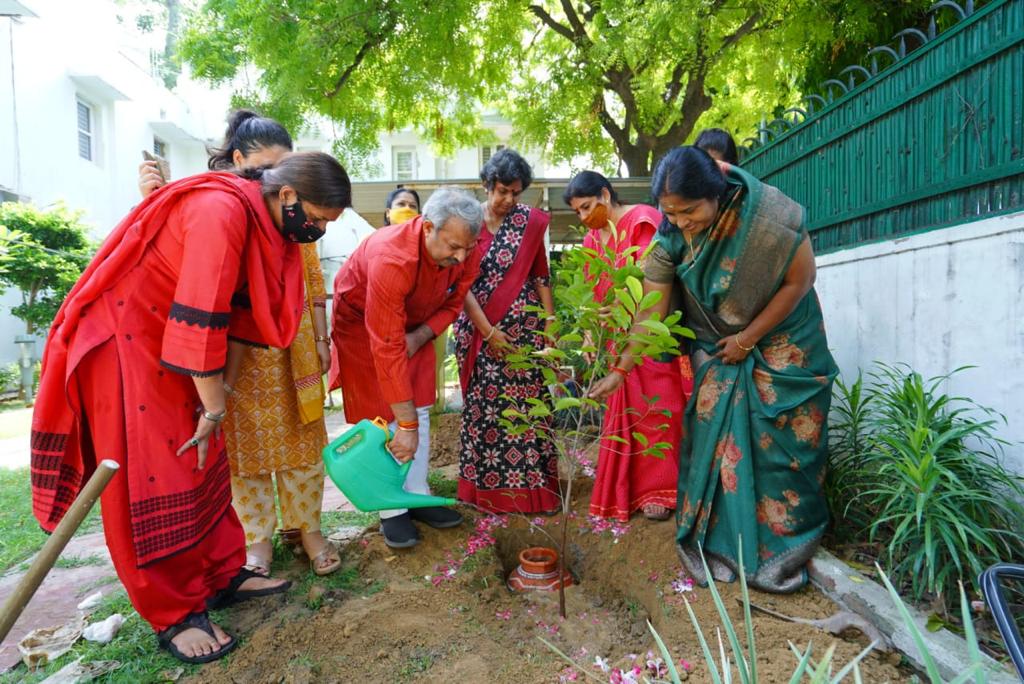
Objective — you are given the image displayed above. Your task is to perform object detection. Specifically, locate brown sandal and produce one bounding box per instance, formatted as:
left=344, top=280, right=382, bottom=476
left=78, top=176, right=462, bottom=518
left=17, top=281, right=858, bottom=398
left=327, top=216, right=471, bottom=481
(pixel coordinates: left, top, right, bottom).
left=309, top=544, right=342, bottom=576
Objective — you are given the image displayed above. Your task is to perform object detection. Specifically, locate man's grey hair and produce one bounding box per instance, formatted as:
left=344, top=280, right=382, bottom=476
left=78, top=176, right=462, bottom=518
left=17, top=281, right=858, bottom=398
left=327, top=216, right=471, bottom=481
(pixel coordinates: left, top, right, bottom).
left=421, top=186, right=483, bottom=236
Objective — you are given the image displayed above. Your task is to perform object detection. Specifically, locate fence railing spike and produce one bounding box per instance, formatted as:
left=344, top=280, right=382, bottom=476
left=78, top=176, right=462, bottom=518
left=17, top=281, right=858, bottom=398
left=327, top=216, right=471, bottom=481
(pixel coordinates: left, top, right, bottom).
left=821, top=79, right=850, bottom=99
left=743, top=0, right=980, bottom=158
left=867, top=45, right=901, bottom=69
left=929, top=0, right=968, bottom=20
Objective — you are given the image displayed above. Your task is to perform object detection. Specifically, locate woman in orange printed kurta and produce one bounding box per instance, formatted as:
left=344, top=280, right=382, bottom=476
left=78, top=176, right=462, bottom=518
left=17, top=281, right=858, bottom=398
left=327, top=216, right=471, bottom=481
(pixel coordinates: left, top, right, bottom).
left=31, top=153, right=351, bottom=663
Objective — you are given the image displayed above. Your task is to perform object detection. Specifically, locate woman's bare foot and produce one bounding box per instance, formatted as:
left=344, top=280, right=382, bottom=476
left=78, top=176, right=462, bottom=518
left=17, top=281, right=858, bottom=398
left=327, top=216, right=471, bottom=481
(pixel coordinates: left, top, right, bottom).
left=171, top=621, right=232, bottom=659
left=243, top=541, right=273, bottom=577
left=301, top=529, right=341, bottom=576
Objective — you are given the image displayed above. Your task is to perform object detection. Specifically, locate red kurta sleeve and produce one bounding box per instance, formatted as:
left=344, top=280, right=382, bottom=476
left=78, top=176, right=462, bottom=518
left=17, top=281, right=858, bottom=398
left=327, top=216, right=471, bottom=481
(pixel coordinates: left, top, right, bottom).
left=160, top=190, right=247, bottom=376
left=364, top=256, right=417, bottom=405
left=630, top=219, right=657, bottom=251
left=424, top=253, right=481, bottom=337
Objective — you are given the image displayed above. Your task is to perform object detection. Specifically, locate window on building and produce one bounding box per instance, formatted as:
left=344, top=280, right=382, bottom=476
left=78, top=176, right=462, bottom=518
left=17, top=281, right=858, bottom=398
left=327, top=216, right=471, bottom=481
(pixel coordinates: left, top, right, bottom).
left=76, top=98, right=93, bottom=161
left=153, top=137, right=167, bottom=158
left=481, top=144, right=506, bottom=165
left=393, top=147, right=416, bottom=181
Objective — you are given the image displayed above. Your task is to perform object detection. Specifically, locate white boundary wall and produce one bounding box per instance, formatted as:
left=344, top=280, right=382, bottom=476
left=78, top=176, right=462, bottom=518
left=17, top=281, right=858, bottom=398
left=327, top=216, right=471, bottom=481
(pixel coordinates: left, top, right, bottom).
left=815, top=210, right=1024, bottom=475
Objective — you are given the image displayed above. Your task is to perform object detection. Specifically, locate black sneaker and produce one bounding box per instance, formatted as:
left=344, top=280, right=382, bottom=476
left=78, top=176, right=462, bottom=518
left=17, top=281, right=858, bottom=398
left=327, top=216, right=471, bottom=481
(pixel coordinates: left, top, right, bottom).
left=409, top=506, right=464, bottom=529
left=380, top=513, right=420, bottom=548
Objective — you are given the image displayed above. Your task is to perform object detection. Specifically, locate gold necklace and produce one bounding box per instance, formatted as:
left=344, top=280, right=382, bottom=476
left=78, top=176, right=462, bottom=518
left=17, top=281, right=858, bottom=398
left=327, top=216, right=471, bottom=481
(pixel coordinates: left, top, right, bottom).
left=685, top=231, right=697, bottom=263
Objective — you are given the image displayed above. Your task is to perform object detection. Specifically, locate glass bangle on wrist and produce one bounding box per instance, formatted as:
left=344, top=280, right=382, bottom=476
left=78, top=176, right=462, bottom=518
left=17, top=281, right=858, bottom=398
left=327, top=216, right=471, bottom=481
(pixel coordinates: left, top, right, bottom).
left=314, top=335, right=329, bottom=343
left=610, top=366, right=629, bottom=378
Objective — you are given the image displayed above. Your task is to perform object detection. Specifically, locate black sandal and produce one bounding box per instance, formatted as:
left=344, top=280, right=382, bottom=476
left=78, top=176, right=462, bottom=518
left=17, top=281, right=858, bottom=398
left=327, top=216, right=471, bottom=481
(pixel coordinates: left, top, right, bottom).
left=157, top=611, right=236, bottom=664
left=207, top=566, right=292, bottom=610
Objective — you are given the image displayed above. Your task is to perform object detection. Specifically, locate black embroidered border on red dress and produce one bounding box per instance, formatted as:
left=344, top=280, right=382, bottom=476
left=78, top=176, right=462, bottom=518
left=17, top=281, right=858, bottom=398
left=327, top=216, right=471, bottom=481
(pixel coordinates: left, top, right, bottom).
left=168, top=302, right=230, bottom=329
left=130, top=455, right=232, bottom=562
left=159, top=360, right=226, bottom=377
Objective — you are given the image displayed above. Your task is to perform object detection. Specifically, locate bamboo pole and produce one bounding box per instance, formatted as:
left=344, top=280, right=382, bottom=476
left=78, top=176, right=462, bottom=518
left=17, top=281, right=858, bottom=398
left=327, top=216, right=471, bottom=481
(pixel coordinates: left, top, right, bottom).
left=0, top=459, right=119, bottom=643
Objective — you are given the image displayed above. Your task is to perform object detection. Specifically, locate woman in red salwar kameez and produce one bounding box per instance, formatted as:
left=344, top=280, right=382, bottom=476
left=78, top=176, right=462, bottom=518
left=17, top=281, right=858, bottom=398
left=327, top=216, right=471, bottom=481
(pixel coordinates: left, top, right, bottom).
left=30, top=152, right=351, bottom=663
left=565, top=171, right=691, bottom=521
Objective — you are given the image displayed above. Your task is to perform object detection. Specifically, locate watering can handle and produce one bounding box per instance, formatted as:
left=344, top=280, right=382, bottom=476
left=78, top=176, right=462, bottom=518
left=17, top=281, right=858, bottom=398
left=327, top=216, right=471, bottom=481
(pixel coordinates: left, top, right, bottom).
left=372, top=417, right=415, bottom=474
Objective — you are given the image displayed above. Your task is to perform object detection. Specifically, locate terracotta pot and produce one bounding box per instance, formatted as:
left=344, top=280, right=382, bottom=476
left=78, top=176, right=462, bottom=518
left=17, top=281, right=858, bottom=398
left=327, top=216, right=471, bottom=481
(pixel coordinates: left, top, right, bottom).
left=507, top=546, right=573, bottom=592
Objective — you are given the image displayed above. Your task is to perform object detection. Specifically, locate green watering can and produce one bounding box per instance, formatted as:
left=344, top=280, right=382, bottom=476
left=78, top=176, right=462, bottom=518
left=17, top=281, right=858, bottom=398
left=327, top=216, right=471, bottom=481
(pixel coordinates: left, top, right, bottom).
left=322, top=417, right=457, bottom=512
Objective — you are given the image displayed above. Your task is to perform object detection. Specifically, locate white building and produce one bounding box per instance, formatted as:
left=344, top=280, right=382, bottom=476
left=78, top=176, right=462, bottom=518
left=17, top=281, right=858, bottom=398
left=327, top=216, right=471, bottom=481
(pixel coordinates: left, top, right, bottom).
left=0, top=0, right=231, bottom=365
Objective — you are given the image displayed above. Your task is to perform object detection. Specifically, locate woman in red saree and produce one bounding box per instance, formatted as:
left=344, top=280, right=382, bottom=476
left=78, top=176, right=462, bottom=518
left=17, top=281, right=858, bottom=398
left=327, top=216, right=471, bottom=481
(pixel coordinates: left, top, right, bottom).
left=564, top=171, right=690, bottom=521
left=30, top=152, right=351, bottom=663
left=454, top=149, right=560, bottom=514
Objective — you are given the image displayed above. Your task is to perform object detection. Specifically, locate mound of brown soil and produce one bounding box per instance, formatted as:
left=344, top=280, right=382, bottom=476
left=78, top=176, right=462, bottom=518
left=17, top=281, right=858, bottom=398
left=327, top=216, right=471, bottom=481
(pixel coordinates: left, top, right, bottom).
left=429, top=412, right=462, bottom=469
left=188, top=479, right=912, bottom=683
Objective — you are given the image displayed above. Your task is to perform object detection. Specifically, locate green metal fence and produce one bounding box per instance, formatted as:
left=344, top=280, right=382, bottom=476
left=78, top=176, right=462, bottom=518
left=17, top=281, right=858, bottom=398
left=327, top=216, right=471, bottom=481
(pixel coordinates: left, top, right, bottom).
left=741, top=0, right=1024, bottom=253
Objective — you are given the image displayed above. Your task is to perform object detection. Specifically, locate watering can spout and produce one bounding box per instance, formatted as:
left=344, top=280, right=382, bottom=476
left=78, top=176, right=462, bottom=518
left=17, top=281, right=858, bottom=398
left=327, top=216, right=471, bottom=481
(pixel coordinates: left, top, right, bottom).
left=322, top=418, right=458, bottom=512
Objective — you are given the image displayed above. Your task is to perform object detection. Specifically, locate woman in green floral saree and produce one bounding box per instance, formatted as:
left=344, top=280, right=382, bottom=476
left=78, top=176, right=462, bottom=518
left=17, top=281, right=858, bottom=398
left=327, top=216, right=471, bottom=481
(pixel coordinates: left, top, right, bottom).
left=592, top=147, right=837, bottom=593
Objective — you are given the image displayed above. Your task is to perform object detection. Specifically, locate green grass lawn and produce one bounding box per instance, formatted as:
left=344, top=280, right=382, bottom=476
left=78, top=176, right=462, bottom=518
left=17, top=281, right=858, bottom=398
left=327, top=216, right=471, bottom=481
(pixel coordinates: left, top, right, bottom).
left=0, top=590, right=195, bottom=684
left=0, top=467, right=102, bottom=573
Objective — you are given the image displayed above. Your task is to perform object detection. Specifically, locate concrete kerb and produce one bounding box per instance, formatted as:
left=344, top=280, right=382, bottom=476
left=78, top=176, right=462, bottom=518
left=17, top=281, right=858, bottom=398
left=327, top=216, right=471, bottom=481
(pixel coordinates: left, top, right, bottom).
left=808, top=549, right=1017, bottom=683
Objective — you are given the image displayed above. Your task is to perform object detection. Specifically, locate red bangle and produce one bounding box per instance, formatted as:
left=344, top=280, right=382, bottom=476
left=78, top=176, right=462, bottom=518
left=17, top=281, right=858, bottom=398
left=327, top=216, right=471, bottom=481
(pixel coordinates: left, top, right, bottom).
left=610, top=366, right=629, bottom=378
left=397, top=420, right=419, bottom=430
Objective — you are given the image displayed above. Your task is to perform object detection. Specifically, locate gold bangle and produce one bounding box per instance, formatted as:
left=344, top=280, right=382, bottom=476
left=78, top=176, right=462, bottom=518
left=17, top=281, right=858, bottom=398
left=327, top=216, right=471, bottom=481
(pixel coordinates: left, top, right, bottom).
left=483, top=326, right=496, bottom=342
left=314, top=335, right=329, bottom=343
left=735, top=333, right=756, bottom=352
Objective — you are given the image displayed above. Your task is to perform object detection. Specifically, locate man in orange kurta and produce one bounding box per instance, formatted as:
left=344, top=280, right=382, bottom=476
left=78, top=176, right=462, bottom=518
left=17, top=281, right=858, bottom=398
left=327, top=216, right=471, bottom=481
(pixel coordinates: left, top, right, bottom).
left=332, top=187, right=482, bottom=548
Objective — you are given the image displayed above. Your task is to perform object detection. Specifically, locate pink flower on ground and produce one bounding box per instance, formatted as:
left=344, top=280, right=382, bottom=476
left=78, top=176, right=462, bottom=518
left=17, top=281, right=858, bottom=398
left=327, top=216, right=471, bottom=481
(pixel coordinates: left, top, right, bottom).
left=494, top=609, right=511, bottom=621
left=558, top=666, right=579, bottom=682
left=671, top=576, right=695, bottom=594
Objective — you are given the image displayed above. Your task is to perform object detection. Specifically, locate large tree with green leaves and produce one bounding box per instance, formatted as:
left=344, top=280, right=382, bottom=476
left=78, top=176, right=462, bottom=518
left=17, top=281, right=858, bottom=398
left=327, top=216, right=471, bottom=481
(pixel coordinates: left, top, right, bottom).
left=180, top=0, right=929, bottom=176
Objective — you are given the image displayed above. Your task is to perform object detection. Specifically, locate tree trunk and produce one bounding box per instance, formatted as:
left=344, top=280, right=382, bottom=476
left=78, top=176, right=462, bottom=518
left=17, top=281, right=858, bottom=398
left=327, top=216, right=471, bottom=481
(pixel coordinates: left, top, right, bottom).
left=162, top=0, right=181, bottom=89
left=619, top=144, right=652, bottom=177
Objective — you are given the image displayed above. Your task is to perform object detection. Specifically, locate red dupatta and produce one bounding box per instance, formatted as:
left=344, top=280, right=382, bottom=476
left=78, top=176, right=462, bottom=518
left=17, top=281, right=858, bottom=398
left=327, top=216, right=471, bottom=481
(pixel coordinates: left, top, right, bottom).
left=31, top=172, right=304, bottom=532
left=459, top=207, right=549, bottom=395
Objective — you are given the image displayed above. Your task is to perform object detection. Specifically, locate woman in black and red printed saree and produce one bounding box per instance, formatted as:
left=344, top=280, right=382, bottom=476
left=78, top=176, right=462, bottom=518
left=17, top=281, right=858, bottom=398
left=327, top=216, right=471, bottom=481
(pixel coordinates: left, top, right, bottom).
left=454, top=149, right=560, bottom=514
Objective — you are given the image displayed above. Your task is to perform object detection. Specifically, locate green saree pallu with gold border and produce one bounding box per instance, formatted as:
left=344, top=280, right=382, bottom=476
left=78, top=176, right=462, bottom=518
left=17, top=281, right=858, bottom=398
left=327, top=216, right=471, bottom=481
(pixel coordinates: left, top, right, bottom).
left=645, top=164, right=838, bottom=593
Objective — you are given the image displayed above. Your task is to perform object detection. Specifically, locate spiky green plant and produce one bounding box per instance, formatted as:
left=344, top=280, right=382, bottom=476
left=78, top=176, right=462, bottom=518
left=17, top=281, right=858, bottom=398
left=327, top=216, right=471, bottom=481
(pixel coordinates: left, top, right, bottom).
left=827, top=364, right=1024, bottom=610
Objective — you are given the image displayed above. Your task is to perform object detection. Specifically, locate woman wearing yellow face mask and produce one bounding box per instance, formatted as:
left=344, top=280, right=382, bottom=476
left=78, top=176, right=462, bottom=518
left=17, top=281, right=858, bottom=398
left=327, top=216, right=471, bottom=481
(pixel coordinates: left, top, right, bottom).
left=384, top=187, right=421, bottom=226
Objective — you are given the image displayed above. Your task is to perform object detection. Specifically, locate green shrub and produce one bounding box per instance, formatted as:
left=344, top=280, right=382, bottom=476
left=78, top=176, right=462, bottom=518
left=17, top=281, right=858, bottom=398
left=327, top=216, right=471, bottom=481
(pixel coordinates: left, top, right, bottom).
left=0, top=362, right=17, bottom=393
left=828, top=364, right=1024, bottom=611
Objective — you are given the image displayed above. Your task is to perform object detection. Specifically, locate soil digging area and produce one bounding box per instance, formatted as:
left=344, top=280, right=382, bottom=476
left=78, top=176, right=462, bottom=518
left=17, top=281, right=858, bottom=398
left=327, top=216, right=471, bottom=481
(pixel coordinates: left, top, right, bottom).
left=186, top=419, right=913, bottom=683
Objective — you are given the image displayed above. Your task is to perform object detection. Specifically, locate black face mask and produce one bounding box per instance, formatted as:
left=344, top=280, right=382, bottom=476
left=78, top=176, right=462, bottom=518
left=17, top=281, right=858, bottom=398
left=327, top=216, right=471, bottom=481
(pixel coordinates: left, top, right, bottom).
left=281, top=200, right=325, bottom=243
